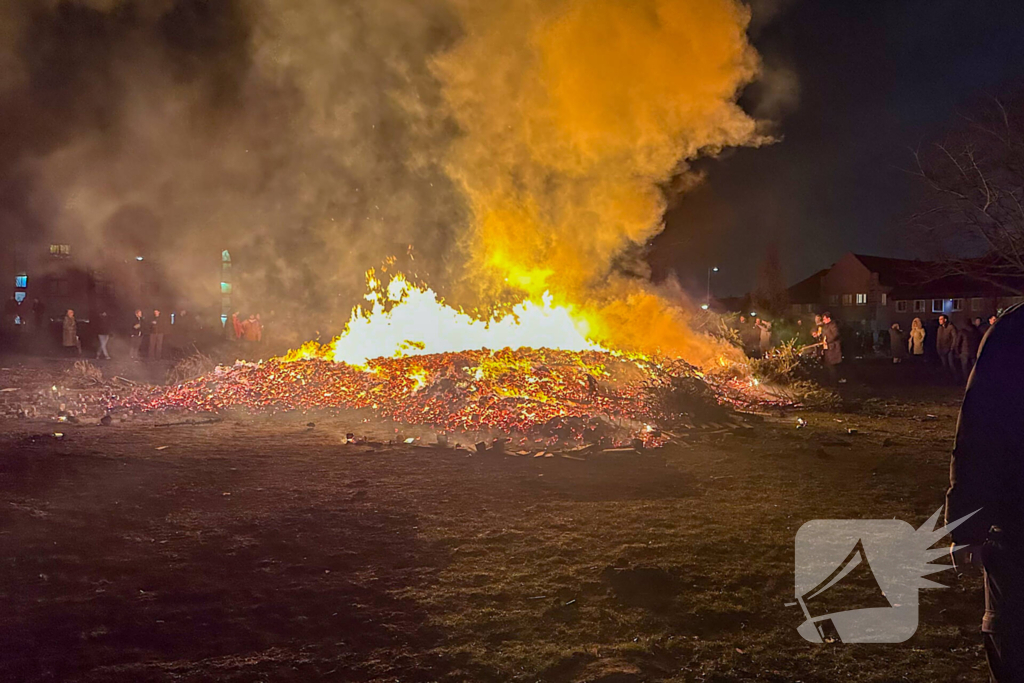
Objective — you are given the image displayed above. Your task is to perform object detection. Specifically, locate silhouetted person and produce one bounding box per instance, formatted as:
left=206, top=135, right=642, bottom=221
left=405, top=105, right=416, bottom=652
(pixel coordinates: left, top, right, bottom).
left=129, top=309, right=145, bottom=360
left=820, top=312, right=842, bottom=383
left=957, top=321, right=982, bottom=381
left=94, top=311, right=112, bottom=360
left=31, top=298, right=46, bottom=329
left=937, top=314, right=959, bottom=381
left=947, top=303, right=1024, bottom=682
left=889, top=323, right=907, bottom=363
left=149, top=309, right=169, bottom=360
left=62, top=309, right=80, bottom=356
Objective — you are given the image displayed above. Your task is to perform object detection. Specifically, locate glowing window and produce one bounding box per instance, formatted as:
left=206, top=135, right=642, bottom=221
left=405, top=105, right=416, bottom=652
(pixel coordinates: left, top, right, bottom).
left=221, top=282, right=232, bottom=294
left=222, top=250, right=231, bottom=262
left=855, top=293, right=867, bottom=305
left=49, top=244, right=70, bottom=256
left=14, top=291, right=26, bottom=303
left=15, top=274, right=27, bottom=288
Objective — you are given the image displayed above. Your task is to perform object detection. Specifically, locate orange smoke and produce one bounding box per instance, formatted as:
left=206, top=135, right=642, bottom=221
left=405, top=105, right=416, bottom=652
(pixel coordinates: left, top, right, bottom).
left=435, top=0, right=765, bottom=364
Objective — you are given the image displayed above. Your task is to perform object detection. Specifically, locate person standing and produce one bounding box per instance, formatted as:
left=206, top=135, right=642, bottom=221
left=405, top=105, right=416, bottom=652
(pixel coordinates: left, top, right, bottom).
left=149, top=309, right=169, bottom=361
left=756, top=318, right=773, bottom=356
left=936, top=314, right=960, bottom=382
left=946, top=303, right=1024, bottom=682
left=94, top=311, right=112, bottom=360
left=62, top=309, right=80, bottom=356
left=908, top=317, right=926, bottom=359
left=129, top=309, right=145, bottom=360
left=889, top=323, right=908, bottom=363
left=820, top=312, right=842, bottom=383
left=31, top=298, right=46, bottom=329
left=957, top=320, right=982, bottom=381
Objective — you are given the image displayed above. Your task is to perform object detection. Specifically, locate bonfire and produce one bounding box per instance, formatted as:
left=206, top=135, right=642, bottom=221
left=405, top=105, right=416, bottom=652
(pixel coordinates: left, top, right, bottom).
left=114, top=271, right=785, bottom=449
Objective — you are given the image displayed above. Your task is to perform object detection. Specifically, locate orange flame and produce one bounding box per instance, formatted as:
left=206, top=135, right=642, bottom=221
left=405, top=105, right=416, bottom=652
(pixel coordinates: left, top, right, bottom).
left=283, top=270, right=602, bottom=367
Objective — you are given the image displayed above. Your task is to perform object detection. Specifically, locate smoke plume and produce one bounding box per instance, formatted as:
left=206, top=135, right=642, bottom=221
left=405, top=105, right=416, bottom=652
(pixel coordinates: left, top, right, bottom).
left=435, top=0, right=765, bottom=359
left=1, top=0, right=769, bottom=358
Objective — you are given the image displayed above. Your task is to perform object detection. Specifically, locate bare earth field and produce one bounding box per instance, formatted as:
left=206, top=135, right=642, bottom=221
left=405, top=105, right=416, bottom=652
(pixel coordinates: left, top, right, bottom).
left=0, top=365, right=990, bottom=682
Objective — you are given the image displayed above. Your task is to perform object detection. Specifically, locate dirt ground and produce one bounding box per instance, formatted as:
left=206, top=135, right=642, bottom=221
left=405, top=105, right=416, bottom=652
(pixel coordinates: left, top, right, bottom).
left=0, top=361, right=991, bottom=682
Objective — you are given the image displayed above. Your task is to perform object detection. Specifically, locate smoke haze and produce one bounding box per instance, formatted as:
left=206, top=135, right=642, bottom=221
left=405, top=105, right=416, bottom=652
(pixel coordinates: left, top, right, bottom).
left=1, top=0, right=770, bottom=356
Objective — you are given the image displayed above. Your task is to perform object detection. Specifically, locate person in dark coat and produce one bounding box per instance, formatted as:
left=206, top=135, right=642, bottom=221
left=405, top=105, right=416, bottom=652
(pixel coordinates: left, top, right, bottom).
left=62, top=309, right=80, bottom=356
left=149, top=309, right=170, bottom=361
left=957, top=321, right=982, bottom=381
left=129, top=309, right=145, bottom=360
left=946, top=303, right=1024, bottom=682
left=888, top=323, right=908, bottom=363
left=31, top=298, right=46, bottom=329
left=936, top=314, right=960, bottom=381
left=94, top=311, right=112, bottom=360
left=820, top=312, right=842, bottom=382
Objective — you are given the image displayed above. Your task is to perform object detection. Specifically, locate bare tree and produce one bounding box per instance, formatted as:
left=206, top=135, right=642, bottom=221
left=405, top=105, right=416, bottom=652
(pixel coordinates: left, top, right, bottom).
left=906, top=95, right=1024, bottom=294
left=752, top=242, right=789, bottom=317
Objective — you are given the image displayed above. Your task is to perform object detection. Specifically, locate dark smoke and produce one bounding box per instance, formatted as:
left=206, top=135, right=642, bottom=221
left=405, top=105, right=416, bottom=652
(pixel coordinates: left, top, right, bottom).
left=0, top=0, right=464, bottom=344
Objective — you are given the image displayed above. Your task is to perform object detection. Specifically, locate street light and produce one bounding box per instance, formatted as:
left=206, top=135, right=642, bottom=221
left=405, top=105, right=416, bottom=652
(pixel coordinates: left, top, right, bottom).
left=706, top=266, right=719, bottom=308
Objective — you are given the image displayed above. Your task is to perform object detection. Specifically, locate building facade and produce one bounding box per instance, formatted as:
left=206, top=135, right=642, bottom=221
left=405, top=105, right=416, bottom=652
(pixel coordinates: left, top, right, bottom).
left=784, top=253, right=1024, bottom=331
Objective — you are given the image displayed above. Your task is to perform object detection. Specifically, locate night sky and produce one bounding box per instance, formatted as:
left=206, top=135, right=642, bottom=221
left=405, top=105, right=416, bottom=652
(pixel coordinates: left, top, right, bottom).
left=652, top=0, right=1024, bottom=297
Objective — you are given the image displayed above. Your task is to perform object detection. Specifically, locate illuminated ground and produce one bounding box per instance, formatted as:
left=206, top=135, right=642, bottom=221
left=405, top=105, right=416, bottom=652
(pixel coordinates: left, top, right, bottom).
left=0, top=368, right=989, bottom=682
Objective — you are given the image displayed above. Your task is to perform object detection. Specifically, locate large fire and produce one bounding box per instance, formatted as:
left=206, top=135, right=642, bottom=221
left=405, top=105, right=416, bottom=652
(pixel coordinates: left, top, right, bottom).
left=117, top=268, right=780, bottom=449
left=283, top=270, right=602, bottom=366
left=111, top=0, right=776, bottom=448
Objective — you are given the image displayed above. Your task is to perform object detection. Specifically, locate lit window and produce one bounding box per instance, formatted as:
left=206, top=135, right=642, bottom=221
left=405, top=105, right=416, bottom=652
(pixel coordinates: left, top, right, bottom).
left=13, top=315, right=22, bottom=325
left=14, top=291, right=26, bottom=303
left=895, top=300, right=907, bottom=313
left=856, top=293, right=867, bottom=305
left=49, top=244, right=70, bottom=256
left=14, top=274, right=27, bottom=288
left=914, top=300, right=926, bottom=312
left=842, top=294, right=853, bottom=306
left=932, top=299, right=945, bottom=313
left=952, top=298, right=964, bottom=312
left=221, top=282, right=232, bottom=294
left=221, top=314, right=228, bottom=326
left=880, top=293, right=887, bottom=306
left=222, top=250, right=231, bottom=262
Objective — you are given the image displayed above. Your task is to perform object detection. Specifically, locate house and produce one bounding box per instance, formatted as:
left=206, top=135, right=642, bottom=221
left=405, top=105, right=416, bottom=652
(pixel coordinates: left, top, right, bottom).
left=3, top=239, right=234, bottom=330
left=802, top=253, right=1024, bottom=331
left=786, top=268, right=829, bottom=318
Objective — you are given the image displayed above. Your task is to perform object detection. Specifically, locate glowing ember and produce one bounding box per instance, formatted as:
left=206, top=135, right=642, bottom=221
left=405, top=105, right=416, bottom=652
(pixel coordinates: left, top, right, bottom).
left=115, top=347, right=783, bottom=449
left=284, top=271, right=601, bottom=366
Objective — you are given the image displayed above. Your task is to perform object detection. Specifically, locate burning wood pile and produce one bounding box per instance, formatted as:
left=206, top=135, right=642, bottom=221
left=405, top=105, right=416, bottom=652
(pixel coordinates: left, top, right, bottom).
left=113, top=347, right=782, bottom=450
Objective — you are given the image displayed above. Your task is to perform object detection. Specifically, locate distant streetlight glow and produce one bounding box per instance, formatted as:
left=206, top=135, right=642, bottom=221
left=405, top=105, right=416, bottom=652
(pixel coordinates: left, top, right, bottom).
left=701, top=303, right=709, bottom=310
left=706, top=266, right=720, bottom=308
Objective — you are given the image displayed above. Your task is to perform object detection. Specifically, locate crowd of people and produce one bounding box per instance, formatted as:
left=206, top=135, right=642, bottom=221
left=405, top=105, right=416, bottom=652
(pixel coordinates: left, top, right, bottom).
left=887, top=314, right=996, bottom=382
left=0, top=298, right=267, bottom=362
left=733, top=310, right=1000, bottom=385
